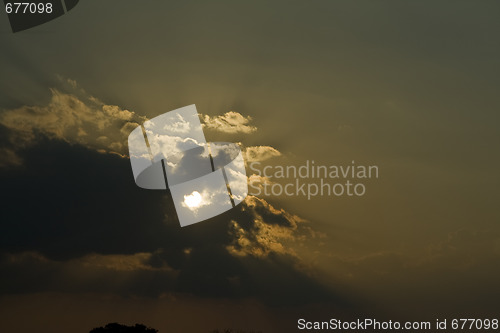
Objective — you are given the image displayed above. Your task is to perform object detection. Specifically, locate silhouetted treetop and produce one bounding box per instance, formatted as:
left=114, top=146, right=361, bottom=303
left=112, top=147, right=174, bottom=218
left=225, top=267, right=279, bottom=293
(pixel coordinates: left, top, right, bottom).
left=89, top=323, right=158, bottom=333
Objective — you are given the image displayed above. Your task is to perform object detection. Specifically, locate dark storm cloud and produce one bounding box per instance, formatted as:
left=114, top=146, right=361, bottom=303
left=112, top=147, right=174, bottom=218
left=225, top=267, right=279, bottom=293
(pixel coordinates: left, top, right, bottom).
left=0, top=129, right=169, bottom=259
left=0, top=129, right=348, bottom=306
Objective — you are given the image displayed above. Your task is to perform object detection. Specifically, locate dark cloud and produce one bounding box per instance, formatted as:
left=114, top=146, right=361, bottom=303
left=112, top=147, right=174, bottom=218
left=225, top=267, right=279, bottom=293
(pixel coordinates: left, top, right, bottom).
left=0, top=128, right=169, bottom=259
left=0, top=131, right=348, bottom=307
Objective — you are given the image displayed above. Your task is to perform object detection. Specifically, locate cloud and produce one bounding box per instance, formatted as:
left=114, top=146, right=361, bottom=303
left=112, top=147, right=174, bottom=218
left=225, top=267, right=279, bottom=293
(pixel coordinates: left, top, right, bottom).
left=0, top=80, right=339, bottom=306
left=75, top=252, right=174, bottom=272
left=243, top=145, right=281, bottom=162
left=162, top=113, right=191, bottom=134
left=0, top=82, right=146, bottom=167
left=227, top=196, right=306, bottom=258
left=202, top=111, right=257, bottom=134
left=0, top=251, right=179, bottom=296
left=0, top=147, right=22, bottom=168
left=247, top=174, right=273, bottom=195
left=0, top=136, right=336, bottom=305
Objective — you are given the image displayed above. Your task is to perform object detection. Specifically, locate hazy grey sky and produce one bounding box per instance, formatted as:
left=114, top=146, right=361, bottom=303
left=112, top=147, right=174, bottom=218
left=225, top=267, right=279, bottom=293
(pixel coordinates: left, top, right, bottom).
left=1, top=1, right=499, bottom=332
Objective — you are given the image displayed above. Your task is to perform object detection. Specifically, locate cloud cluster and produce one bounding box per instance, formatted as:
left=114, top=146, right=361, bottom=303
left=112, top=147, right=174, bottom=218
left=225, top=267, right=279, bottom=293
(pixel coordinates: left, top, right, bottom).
left=227, top=196, right=310, bottom=258
left=0, top=86, right=146, bottom=167
left=0, top=79, right=338, bottom=307
left=0, top=113, right=331, bottom=306
left=202, top=111, right=257, bottom=134
left=0, top=82, right=281, bottom=172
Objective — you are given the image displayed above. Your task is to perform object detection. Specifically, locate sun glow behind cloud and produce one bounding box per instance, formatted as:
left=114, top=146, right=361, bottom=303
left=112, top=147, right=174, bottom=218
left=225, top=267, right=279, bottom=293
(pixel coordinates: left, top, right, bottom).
left=183, top=191, right=203, bottom=209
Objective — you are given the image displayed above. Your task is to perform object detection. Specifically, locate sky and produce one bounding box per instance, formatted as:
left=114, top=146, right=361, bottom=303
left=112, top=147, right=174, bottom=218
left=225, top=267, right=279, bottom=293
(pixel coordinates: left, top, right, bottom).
left=0, top=1, right=500, bottom=332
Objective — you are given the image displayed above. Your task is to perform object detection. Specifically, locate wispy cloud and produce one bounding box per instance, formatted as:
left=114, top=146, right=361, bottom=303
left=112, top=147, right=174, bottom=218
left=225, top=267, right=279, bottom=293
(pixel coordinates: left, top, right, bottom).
left=227, top=196, right=322, bottom=259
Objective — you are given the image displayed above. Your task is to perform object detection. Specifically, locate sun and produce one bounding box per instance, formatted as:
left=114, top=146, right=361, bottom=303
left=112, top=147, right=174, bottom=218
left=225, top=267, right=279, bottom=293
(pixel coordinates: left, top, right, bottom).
left=183, top=191, right=203, bottom=209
